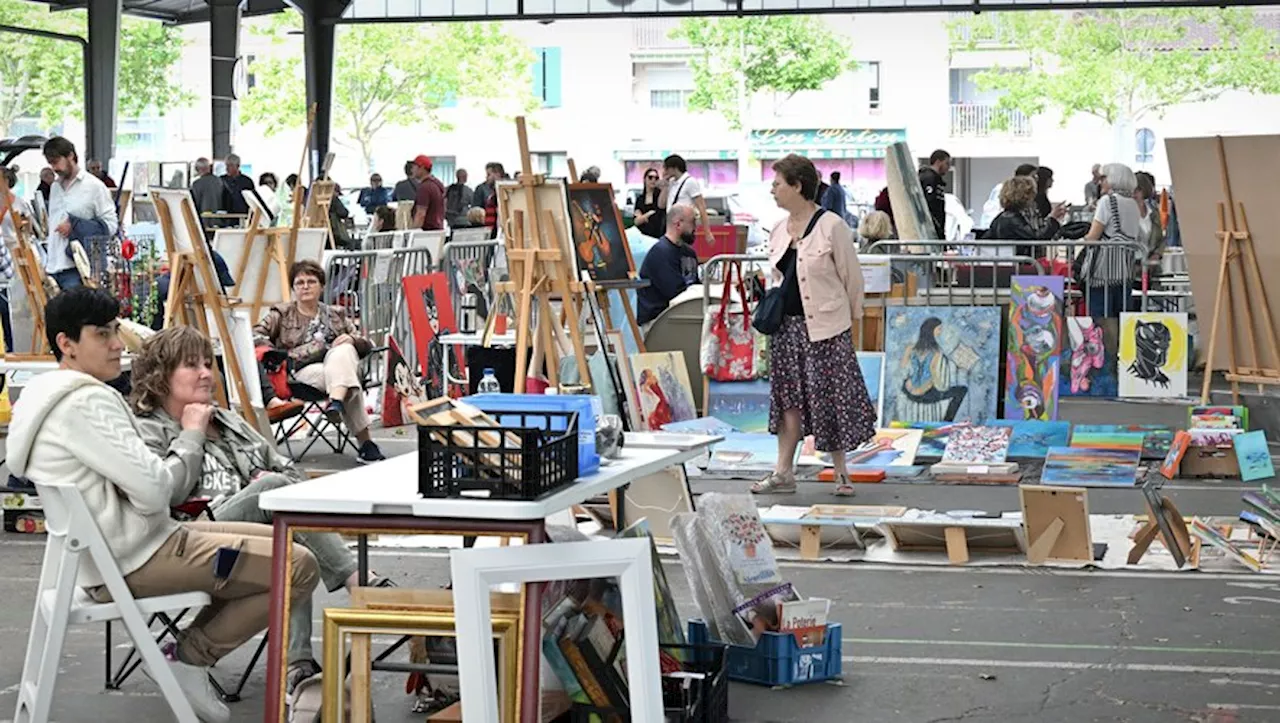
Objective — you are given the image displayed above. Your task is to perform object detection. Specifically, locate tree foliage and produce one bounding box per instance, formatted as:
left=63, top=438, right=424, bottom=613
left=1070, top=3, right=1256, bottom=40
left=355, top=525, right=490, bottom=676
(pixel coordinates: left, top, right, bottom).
left=948, top=8, right=1280, bottom=125
left=242, top=13, right=539, bottom=172
left=671, top=16, right=857, bottom=129
left=0, top=0, right=191, bottom=139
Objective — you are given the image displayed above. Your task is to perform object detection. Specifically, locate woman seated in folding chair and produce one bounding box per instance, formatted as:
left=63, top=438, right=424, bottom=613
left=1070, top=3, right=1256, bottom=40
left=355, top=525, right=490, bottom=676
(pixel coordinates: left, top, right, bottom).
left=131, top=325, right=394, bottom=695
left=8, top=287, right=321, bottom=723
left=252, top=258, right=386, bottom=463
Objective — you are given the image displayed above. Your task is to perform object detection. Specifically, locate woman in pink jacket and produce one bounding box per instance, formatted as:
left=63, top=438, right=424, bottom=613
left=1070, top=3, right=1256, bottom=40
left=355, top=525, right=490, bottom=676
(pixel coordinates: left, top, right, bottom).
left=751, top=155, right=877, bottom=497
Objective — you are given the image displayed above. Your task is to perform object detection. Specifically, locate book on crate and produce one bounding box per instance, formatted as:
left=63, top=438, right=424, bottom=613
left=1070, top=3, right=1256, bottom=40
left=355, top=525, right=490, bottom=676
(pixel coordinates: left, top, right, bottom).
left=779, top=598, right=831, bottom=647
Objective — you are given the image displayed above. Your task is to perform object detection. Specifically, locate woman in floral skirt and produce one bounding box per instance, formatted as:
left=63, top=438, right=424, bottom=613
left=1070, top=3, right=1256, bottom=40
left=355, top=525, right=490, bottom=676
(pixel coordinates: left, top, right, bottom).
left=751, top=155, right=878, bottom=497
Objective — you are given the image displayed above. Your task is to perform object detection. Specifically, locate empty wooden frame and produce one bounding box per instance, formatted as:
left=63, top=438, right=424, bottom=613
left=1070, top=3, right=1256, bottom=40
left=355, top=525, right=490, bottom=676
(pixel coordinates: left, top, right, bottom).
left=449, top=538, right=663, bottom=723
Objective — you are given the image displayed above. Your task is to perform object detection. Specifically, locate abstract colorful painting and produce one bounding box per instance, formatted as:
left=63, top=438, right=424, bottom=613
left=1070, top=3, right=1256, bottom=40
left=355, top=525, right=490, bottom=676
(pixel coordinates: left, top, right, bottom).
left=1004, top=276, right=1063, bottom=420
left=1073, top=424, right=1174, bottom=460
left=1059, top=317, right=1119, bottom=397
left=1234, top=430, right=1275, bottom=482
left=884, top=306, right=1002, bottom=424
left=1069, top=430, right=1145, bottom=452
left=992, top=420, right=1072, bottom=459
left=1119, top=312, right=1189, bottom=398
left=1160, top=431, right=1192, bottom=479
left=857, top=351, right=887, bottom=427
left=706, top=379, right=770, bottom=433
left=629, top=351, right=698, bottom=431
left=1189, top=405, right=1248, bottom=431
left=942, top=426, right=1013, bottom=464
left=1040, top=446, right=1142, bottom=487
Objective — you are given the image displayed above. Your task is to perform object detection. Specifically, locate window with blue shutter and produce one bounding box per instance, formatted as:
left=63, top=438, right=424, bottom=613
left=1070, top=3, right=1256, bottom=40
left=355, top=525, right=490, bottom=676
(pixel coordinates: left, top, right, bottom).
left=532, top=47, right=562, bottom=108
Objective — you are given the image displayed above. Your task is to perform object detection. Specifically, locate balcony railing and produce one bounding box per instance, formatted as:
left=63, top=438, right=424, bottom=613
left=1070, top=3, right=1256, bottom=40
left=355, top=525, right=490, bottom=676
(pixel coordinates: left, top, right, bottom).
left=633, top=18, right=688, bottom=50
left=950, top=103, right=1032, bottom=137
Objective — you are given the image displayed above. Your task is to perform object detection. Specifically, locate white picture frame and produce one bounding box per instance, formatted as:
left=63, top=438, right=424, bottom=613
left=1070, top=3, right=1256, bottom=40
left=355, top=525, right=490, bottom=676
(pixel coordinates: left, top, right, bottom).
left=449, top=538, right=663, bottom=723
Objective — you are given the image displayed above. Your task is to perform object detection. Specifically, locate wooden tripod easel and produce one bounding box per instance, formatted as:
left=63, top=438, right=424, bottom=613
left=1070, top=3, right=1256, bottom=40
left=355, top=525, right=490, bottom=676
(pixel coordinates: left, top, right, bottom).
left=0, top=173, right=51, bottom=354
left=1200, top=135, right=1280, bottom=404
left=153, top=188, right=257, bottom=425
left=492, top=117, right=592, bottom=393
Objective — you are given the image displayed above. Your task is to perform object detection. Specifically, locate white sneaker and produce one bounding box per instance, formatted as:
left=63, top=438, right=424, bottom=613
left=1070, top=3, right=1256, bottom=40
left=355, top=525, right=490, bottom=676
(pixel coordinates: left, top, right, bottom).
left=145, top=658, right=231, bottom=723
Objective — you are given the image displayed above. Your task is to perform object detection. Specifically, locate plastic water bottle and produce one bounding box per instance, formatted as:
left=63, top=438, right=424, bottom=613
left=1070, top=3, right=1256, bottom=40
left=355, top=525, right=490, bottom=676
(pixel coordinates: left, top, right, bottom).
left=477, top=368, right=501, bottom=394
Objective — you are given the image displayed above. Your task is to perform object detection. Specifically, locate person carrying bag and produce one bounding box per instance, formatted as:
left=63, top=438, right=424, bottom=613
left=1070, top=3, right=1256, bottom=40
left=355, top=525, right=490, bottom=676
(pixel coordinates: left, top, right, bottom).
left=752, top=209, right=826, bottom=335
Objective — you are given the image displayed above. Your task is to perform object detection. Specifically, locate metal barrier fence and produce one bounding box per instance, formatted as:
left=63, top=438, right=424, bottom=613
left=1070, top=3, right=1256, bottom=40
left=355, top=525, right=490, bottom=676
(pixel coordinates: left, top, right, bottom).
left=442, top=239, right=500, bottom=334
left=701, top=252, right=1046, bottom=317
left=865, top=238, right=1150, bottom=316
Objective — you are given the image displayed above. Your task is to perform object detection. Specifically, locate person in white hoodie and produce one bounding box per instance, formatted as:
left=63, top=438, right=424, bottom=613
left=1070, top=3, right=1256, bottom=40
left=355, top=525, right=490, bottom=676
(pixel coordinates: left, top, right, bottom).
left=7, top=286, right=319, bottom=723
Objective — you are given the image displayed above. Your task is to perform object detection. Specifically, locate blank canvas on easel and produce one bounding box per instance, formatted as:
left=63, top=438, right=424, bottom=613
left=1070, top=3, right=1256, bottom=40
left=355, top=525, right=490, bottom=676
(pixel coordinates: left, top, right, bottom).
left=213, top=227, right=326, bottom=322
left=496, top=179, right=574, bottom=264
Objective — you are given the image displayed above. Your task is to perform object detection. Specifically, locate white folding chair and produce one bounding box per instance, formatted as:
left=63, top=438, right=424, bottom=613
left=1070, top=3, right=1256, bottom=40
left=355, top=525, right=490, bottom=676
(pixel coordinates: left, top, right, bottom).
left=14, top=479, right=209, bottom=723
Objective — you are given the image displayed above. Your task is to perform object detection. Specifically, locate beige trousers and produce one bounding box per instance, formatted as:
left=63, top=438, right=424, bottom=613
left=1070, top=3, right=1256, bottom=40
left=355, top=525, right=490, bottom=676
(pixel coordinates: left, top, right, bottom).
left=295, top=343, right=371, bottom=435
left=90, top=521, right=319, bottom=668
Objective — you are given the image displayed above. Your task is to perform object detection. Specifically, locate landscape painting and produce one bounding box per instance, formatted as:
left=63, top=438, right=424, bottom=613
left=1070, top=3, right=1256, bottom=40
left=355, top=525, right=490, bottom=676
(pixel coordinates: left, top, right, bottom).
left=707, top=379, right=770, bottom=433
left=1119, top=312, right=1189, bottom=398
left=992, top=420, right=1073, bottom=459
left=568, top=182, right=634, bottom=282
left=884, top=306, right=1002, bottom=425
left=1040, top=446, right=1142, bottom=487
left=1060, top=317, right=1119, bottom=398
left=1073, top=424, right=1174, bottom=460
left=629, top=351, right=698, bottom=431
left=1069, top=431, right=1146, bottom=452
left=1004, top=275, right=1064, bottom=421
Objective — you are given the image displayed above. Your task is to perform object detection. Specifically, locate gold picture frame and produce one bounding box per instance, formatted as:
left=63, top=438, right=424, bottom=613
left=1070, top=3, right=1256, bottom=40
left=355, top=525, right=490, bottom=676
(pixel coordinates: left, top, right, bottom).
left=321, top=607, right=520, bottom=723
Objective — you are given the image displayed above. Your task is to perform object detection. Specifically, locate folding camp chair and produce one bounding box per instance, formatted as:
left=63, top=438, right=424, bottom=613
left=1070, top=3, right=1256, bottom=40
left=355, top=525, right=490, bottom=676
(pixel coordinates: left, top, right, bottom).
left=274, top=346, right=387, bottom=461
left=103, top=499, right=269, bottom=703
left=16, top=480, right=207, bottom=723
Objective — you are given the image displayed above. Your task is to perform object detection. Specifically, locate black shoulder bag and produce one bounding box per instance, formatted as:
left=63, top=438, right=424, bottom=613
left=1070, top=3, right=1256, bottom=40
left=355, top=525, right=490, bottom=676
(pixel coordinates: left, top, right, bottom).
left=752, top=209, right=826, bottom=336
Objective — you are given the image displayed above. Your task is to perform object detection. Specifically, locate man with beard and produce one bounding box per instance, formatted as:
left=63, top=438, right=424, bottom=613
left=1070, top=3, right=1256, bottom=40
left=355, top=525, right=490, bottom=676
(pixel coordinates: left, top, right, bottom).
left=637, top=203, right=700, bottom=325
left=42, top=137, right=117, bottom=290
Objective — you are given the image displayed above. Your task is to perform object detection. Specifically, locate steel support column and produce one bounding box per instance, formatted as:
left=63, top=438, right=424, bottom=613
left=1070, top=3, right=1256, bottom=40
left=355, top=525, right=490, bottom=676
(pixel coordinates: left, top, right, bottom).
left=210, top=0, right=242, bottom=160
left=85, top=0, right=120, bottom=166
left=296, top=0, right=347, bottom=181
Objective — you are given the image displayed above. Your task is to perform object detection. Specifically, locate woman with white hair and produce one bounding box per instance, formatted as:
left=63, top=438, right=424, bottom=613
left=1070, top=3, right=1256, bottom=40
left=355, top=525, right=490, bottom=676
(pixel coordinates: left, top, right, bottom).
left=1078, top=162, right=1141, bottom=317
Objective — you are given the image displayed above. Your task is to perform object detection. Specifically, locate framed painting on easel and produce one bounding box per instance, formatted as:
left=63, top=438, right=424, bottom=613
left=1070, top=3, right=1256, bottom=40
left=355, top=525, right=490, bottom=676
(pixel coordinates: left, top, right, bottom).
left=567, top=182, right=633, bottom=282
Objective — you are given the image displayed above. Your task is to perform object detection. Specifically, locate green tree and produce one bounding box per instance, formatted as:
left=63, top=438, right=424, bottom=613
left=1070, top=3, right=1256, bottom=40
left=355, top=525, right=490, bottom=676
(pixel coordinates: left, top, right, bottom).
left=947, top=8, right=1280, bottom=127
left=242, top=13, right=538, bottom=173
left=0, top=0, right=191, bottom=140
left=671, top=16, right=856, bottom=176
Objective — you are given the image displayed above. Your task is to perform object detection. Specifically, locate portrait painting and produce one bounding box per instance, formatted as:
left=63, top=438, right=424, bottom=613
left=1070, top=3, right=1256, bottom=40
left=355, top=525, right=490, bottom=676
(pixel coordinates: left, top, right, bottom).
left=568, top=182, right=634, bottom=282
left=629, top=351, right=698, bottom=431
left=1060, top=317, right=1119, bottom=398
left=884, top=306, right=1002, bottom=424
left=404, top=273, right=457, bottom=399
left=1119, top=312, right=1188, bottom=398
left=1004, top=275, right=1063, bottom=421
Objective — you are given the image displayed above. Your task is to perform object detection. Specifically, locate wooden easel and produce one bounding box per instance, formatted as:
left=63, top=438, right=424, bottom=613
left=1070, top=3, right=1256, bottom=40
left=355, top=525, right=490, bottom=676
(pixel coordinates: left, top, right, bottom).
left=1200, top=135, right=1280, bottom=404
left=287, top=105, right=317, bottom=266
left=564, top=157, right=646, bottom=353
left=153, top=189, right=257, bottom=426
left=0, top=173, right=51, bottom=354
left=492, top=117, right=592, bottom=393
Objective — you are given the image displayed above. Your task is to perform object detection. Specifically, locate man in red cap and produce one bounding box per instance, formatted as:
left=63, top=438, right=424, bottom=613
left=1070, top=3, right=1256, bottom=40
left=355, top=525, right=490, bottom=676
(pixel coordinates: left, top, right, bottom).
left=411, top=155, right=446, bottom=231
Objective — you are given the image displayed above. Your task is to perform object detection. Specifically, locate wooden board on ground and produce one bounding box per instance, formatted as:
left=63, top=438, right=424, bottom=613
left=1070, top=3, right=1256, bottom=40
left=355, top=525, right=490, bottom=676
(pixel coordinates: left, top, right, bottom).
left=880, top=516, right=1024, bottom=565
left=762, top=505, right=906, bottom=560
left=1020, top=485, right=1093, bottom=564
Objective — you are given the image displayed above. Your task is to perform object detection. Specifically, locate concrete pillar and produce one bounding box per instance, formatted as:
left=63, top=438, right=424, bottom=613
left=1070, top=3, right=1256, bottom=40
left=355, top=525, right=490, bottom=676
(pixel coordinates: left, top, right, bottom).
left=302, top=5, right=337, bottom=181
left=85, top=0, right=121, bottom=166
left=209, top=0, right=242, bottom=160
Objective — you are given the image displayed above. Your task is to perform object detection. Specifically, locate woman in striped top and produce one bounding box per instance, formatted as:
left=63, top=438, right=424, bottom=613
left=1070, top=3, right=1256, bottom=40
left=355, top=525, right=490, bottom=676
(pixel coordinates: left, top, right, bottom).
left=1080, top=163, right=1142, bottom=317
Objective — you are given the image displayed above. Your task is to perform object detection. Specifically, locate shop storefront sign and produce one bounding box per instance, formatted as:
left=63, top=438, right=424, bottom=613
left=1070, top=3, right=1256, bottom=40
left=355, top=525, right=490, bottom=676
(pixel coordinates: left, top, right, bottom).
left=750, top=128, right=906, bottom=158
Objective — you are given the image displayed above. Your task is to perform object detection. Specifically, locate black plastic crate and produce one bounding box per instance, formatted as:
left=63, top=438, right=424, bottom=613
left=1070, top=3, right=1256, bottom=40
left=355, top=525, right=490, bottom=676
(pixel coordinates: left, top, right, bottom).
left=566, top=643, right=729, bottom=723
left=417, top=408, right=579, bottom=500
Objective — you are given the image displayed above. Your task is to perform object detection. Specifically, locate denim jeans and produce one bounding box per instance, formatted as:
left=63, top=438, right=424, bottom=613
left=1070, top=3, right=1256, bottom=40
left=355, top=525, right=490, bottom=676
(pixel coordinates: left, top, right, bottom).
left=51, top=268, right=81, bottom=290
left=1086, top=284, right=1130, bottom=318
left=211, top=473, right=359, bottom=664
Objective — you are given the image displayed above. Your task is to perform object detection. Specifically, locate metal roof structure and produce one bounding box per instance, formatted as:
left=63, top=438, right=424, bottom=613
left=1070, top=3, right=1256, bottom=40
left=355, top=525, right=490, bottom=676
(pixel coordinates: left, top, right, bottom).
left=18, top=0, right=1280, bottom=25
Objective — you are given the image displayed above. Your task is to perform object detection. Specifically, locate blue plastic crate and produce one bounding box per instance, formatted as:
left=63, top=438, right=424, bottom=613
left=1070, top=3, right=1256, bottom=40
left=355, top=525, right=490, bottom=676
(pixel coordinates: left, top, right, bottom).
left=466, top=393, right=600, bottom=477
left=687, top=619, right=842, bottom=687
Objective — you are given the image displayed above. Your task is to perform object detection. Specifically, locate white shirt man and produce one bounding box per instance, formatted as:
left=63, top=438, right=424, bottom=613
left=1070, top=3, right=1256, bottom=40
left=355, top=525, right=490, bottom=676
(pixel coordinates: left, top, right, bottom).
left=660, top=154, right=714, bottom=244
left=46, top=167, right=117, bottom=275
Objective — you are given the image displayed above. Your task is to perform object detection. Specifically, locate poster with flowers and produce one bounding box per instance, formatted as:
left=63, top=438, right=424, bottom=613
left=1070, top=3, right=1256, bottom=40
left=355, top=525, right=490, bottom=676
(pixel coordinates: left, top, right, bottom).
left=720, top=509, right=781, bottom=585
